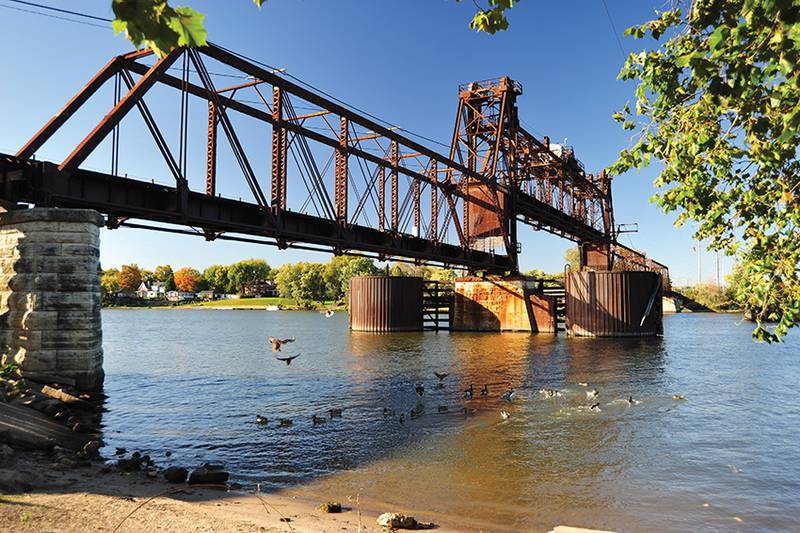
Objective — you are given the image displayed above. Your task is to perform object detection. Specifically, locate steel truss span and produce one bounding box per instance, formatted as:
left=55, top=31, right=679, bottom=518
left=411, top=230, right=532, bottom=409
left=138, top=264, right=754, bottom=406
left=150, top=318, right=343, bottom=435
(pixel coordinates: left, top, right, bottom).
left=0, top=44, right=666, bottom=276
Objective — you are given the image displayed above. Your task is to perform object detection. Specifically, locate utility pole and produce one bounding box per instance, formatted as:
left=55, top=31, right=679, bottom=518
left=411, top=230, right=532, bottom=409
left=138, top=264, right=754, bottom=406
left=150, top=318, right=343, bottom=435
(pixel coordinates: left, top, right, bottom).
left=693, top=239, right=702, bottom=284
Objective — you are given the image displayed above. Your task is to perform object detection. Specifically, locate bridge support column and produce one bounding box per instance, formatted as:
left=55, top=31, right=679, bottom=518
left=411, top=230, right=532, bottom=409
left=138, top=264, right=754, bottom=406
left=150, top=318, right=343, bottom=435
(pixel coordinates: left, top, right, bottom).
left=565, top=270, right=663, bottom=337
left=0, top=208, right=104, bottom=390
left=349, top=276, right=423, bottom=332
left=451, top=277, right=556, bottom=332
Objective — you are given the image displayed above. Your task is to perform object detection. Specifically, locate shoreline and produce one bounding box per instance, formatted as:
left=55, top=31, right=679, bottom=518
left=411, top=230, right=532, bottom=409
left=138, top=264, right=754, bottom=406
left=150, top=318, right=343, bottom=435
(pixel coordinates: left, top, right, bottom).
left=1, top=450, right=469, bottom=532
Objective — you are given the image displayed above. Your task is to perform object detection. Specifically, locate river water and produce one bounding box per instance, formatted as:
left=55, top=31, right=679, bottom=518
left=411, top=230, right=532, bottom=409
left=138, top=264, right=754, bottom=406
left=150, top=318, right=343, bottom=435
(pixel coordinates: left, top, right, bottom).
left=101, top=310, right=799, bottom=532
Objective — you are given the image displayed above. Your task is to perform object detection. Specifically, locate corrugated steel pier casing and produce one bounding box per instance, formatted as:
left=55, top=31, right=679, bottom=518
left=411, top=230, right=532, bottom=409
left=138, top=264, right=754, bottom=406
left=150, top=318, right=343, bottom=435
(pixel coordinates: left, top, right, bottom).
left=349, top=276, right=423, bottom=332
left=566, top=270, right=663, bottom=337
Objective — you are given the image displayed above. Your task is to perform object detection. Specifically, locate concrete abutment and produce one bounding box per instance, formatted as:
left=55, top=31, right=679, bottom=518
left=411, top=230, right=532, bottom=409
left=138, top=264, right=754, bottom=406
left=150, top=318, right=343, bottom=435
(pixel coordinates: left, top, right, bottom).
left=0, top=208, right=104, bottom=390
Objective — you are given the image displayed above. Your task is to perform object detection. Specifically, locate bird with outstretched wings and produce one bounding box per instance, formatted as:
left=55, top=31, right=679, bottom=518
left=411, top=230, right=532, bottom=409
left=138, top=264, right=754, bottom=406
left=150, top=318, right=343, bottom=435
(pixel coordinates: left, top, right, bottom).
left=276, top=353, right=301, bottom=365
left=268, top=336, right=296, bottom=352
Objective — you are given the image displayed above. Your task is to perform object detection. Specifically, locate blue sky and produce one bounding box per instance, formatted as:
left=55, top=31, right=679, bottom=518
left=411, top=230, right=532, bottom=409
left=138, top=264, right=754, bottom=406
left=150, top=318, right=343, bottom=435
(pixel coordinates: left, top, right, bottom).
left=0, top=0, right=731, bottom=286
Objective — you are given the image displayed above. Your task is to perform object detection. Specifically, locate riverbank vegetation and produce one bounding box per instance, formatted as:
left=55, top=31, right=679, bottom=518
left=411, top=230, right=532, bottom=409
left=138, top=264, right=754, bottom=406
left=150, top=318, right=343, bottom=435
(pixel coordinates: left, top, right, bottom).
left=101, top=256, right=462, bottom=309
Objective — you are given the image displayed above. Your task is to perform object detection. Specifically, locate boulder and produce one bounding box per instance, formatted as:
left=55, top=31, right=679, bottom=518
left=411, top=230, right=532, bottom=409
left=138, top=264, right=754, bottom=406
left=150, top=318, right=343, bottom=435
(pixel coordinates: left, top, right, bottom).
left=318, top=501, right=342, bottom=513
left=188, top=467, right=229, bottom=485
left=163, top=466, right=188, bottom=483
left=376, top=512, right=434, bottom=530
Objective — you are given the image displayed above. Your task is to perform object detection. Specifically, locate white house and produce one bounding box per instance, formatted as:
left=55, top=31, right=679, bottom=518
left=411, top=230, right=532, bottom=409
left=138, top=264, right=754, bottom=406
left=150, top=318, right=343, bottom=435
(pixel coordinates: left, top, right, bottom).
left=136, top=281, right=167, bottom=299
left=166, top=290, right=196, bottom=302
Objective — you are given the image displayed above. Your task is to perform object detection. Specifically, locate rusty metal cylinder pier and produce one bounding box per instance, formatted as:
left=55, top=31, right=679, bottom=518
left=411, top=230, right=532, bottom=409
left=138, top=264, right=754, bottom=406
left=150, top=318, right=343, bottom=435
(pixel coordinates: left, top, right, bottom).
left=349, top=276, right=423, bottom=332
left=565, top=270, right=663, bottom=337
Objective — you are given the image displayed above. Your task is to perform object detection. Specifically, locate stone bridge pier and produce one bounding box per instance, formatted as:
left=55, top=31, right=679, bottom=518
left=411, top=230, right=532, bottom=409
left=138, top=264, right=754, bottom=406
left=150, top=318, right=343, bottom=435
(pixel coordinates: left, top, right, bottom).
left=0, top=208, right=104, bottom=390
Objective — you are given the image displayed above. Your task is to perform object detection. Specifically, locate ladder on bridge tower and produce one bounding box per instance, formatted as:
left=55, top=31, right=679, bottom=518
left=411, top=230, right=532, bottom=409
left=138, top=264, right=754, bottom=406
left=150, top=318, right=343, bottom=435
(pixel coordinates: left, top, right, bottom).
left=422, top=281, right=453, bottom=331
left=540, top=281, right=566, bottom=332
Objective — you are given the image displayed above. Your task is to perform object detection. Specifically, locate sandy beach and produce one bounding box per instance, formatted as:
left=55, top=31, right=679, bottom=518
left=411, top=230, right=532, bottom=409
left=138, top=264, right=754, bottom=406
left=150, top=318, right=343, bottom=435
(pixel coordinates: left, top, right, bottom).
left=1, top=451, right=468, bottom=533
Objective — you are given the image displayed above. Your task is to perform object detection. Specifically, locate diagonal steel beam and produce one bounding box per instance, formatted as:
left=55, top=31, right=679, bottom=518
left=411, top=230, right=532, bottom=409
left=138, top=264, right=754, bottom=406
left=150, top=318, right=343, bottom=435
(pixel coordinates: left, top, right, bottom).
left=59, top=49, right=181, bottom=175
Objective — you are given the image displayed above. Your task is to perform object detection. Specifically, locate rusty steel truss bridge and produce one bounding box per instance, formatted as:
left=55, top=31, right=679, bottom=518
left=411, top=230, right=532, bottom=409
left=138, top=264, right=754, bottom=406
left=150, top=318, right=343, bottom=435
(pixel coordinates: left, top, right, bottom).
left=0, top=44, right=667, bottom=277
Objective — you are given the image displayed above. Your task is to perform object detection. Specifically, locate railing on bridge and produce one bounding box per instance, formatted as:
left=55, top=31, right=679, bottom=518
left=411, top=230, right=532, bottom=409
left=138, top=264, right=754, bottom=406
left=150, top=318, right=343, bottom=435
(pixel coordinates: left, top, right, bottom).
left=422, top=280, right=453, bottom=332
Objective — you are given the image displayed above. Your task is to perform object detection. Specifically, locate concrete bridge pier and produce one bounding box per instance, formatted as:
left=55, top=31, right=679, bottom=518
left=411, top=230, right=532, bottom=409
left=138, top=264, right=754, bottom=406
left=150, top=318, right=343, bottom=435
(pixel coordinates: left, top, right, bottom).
left=0, top=208, right=104, bottom=390
left=451, top=277, right=557, bottom=333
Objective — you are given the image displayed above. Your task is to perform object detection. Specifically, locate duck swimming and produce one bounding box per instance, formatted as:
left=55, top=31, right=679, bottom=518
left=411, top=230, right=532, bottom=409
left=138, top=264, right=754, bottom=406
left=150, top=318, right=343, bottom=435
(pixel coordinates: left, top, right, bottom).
left=329, top=408, right=343, bottom=418
left=672, top=394, right=685, bottom=401
left=463, top=384, right=474, bottom=399
left=278, top=418, right=293, bottom=427
left=415, top=384, right=425, bottom=397
left=587, top=389, right=599, bottom=400
left=500, top=388, right=516, bottom=402
left=500, top=410, right=510, bottom=420
left=255, top=415, right=268, bottom=425
left=437, top=405, right=448, bottom=413
left=480, top=385, right=489, bottom=397
left=312, top=415, right=327, bottom=425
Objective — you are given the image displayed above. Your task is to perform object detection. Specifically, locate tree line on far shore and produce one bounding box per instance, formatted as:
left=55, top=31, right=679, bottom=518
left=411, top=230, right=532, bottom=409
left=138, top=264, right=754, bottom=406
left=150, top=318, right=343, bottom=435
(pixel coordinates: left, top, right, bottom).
left=100, top=256, right=460, bottom=306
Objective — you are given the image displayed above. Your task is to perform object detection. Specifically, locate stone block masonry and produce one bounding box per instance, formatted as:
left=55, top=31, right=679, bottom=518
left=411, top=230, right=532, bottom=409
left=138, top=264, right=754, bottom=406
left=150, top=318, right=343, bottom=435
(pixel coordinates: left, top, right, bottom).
left=0, top=209, right=104, bottom=390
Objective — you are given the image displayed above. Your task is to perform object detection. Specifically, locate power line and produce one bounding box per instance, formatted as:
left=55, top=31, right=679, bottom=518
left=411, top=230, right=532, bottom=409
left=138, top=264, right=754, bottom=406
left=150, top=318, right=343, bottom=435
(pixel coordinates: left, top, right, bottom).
left=6, top=0, right=112, bottom=22
left=6, top=2, right=451, bottom=150
left=600, top=0, right=626, bottom=61
left=0, top=1, right=110, bottom=29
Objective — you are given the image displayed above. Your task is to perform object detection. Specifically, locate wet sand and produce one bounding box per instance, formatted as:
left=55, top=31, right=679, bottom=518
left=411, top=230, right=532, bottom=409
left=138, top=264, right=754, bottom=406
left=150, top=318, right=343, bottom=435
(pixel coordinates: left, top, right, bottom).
left=0, top=452, right=471, bottom=533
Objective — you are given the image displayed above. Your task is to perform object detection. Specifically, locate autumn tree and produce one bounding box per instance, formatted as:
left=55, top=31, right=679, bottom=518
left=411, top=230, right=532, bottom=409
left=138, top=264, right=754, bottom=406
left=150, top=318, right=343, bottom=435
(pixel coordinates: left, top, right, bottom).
left=101, top=268, right=121, bottom=298
left=174, top=267, right=202, bottom=292
left=118, top=264, right=142, bottom=292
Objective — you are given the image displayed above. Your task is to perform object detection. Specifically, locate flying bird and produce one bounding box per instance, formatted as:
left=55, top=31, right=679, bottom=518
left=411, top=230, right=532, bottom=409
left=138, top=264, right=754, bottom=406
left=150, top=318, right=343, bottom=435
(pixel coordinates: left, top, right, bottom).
left=276, top=353, right=301, bottom=365
left=268, top=337, right=296, bottom=352
left=587, top=388, right=599, bottom=400
left=434, top=372, right=449, bottom=381
left=590, top=402, right=601, bottom=411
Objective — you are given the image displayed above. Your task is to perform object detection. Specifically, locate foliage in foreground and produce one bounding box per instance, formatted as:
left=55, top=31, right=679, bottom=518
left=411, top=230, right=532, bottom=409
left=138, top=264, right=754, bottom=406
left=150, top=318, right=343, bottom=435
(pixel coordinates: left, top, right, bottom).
left=611, top=1, right=800, bottom=341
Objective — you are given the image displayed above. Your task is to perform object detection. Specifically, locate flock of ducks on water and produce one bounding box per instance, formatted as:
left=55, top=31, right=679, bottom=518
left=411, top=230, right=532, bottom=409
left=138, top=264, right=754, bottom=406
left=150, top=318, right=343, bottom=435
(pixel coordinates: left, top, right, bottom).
left=257, top=332, right=687, bottom=428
